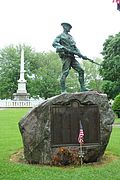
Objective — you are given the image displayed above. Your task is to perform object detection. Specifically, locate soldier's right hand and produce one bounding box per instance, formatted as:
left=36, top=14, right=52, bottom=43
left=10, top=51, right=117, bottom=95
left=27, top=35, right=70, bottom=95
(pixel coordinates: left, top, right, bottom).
left=56, top=46, right=65, bottom=52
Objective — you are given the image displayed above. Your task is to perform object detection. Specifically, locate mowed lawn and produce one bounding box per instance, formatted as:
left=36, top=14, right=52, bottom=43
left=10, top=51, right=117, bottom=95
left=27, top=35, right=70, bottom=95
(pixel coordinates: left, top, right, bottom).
left=0, top=108, right=120, bottom=180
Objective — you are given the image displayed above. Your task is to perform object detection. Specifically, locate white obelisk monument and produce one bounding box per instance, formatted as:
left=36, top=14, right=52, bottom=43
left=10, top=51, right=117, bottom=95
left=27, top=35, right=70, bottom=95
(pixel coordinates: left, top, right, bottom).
left=13, top=47, right=29, bottom=100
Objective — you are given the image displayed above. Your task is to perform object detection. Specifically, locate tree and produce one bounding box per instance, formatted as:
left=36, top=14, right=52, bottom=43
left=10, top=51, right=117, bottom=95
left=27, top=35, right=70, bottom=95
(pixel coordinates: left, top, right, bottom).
left=99, top=32, right=120, bottom=99
left=0, top=45, right=20, bottom=99
left=28, top=51, right=62, bottom=99
left=112, top=93, right=120, bottom=118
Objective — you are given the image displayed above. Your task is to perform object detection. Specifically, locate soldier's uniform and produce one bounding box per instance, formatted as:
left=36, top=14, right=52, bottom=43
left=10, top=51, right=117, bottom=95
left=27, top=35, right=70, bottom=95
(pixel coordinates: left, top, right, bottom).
left=52, top=23, right=87, bottom=93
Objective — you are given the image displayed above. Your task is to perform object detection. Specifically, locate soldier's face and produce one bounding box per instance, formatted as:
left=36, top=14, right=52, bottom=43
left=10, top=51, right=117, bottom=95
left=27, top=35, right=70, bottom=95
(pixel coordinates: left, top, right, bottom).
left=63, top=25, right=71, bottom=32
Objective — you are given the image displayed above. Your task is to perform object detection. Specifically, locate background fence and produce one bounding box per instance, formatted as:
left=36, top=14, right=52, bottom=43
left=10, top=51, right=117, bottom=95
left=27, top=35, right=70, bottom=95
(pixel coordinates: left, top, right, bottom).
left=0, top=99, right=44, bottom=108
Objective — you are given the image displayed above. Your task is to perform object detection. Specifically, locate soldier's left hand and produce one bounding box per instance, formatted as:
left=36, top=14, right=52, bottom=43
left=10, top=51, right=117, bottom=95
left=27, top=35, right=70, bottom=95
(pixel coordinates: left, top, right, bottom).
left=82, top=56, right=87, bottom=60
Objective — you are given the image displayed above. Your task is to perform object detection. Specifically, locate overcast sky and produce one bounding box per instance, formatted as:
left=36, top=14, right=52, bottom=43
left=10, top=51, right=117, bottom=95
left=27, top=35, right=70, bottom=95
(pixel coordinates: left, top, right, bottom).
left=0, top=0, right=119, bottom=58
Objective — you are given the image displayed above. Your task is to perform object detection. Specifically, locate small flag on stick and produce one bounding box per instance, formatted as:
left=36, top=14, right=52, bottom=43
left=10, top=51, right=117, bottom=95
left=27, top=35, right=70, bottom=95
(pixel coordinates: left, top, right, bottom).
left=117, top=3, right=120, bottom=10
left=112, top=0, right=120, bottom=3
left=112, top=0, right=120, bottom=11
left=78, top=121, right=84, bottom=144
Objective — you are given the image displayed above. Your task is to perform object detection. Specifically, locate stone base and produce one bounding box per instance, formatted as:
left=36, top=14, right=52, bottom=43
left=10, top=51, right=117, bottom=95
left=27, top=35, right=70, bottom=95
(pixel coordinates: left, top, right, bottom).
left=13, top=93, right=30, bottom=101
left=19, top=92, right=114, bottom=165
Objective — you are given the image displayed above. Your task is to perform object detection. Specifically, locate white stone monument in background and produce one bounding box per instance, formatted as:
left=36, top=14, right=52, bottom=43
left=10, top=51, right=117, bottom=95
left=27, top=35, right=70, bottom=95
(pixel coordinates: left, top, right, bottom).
left=13, top=47, right=30, bottom=101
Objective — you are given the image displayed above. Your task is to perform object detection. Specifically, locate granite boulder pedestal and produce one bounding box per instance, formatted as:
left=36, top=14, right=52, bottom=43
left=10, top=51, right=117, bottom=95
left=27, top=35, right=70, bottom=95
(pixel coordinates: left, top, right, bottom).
left=19, top=92, right=114, bottom=165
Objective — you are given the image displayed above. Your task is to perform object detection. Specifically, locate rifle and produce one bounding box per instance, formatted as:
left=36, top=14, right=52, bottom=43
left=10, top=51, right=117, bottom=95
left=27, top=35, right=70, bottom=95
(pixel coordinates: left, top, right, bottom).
left=75, top=55, right=101, bottom=66
left=62, top=47, right=101, bottom=66
left=85, top=57, right=101, bottom=66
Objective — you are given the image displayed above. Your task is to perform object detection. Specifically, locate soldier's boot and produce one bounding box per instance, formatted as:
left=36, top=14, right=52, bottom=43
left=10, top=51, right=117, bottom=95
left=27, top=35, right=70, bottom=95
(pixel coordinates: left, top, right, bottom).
left=81, top=85, right=90, bottom=92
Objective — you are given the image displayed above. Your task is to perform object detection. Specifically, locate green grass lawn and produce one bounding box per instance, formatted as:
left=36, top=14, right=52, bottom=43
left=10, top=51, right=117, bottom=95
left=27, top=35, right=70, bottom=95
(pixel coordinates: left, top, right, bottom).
left=114, top=118, right=120, bottom=124
left=0, top=108, right=120, bottom=180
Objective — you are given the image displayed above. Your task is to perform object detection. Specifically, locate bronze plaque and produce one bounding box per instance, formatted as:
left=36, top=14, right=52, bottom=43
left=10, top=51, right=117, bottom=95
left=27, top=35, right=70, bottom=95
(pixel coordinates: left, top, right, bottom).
left=51, top=100, right=100, bottom=147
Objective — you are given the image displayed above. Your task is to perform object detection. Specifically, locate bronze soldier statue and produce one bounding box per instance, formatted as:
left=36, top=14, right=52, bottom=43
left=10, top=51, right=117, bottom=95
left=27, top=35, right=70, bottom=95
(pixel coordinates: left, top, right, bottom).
left=52, top=22, right=89, bottom=93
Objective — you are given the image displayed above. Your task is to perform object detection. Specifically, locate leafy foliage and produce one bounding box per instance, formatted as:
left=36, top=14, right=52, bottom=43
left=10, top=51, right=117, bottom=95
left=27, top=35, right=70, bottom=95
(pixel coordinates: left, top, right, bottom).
left=81, top=58, right=103, bottom=92
left=27, top=51, right=62, bottom=99
left=112, top=94, right=120, bottom=110
left=99, top=32, right=120, bottom=99
left=112, top=93, right=120, bottom=118
left=0, top=45, right=20, bottom=99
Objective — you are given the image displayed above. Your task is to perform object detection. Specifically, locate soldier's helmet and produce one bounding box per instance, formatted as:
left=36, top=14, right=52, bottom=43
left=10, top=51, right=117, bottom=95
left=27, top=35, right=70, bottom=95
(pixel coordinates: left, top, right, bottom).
left=61, top=22, right=72, bottom=29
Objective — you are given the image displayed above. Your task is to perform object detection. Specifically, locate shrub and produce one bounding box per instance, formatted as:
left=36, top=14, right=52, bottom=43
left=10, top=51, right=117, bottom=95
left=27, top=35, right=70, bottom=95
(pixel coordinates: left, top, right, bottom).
left=112, top=93, right=120, bottom=118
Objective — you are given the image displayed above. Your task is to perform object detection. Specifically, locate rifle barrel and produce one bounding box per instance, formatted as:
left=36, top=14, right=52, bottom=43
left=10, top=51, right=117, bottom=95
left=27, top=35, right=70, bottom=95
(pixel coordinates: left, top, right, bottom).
left=75, top=56, right=101, bottom=66
left=87, top=58, right=101, bottom=66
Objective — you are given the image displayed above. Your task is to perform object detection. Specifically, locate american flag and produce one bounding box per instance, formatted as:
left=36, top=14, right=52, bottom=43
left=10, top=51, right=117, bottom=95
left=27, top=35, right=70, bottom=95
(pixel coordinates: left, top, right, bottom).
left=113, top=0, right=120, bottom=11
left=112, top=0, right=120, bottom=3
left=78, top=121, right=84, bottom=144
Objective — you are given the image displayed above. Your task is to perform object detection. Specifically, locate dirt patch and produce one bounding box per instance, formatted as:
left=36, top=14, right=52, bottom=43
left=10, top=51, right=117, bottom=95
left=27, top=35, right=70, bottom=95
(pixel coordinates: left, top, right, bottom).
left=10, top=149, right=27, bottom=164
left=10, top=149, right=119, bottom=167
left=84, top=152, right=119, bottom=167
